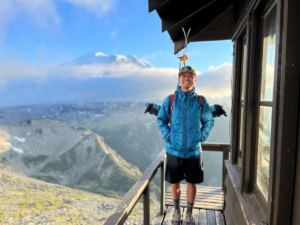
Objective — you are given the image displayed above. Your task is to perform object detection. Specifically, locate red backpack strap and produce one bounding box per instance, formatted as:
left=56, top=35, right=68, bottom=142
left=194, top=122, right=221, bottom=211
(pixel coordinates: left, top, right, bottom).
left=168, top=93, right=176, bottom=116
left=198, top=95, right=204, bottom=110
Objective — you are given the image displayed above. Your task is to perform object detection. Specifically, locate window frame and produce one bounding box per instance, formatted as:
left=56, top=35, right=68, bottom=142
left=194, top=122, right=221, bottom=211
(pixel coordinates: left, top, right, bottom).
left=231, top=0, right=279, bottom=222
left=251, top=1, right=279, bottom=217
left=231, top=24, right=248, bottom=164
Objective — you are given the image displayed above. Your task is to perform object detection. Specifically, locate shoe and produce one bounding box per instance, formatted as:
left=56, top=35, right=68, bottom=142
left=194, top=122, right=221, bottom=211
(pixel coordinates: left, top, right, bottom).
left=172, top=208, right=181, bottom=224
left=184, top=212, right=195, bottom=225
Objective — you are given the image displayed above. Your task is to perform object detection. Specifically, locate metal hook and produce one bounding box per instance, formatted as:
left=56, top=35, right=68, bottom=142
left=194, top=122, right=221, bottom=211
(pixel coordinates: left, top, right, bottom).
left=182, top=27, right=191, bottom=52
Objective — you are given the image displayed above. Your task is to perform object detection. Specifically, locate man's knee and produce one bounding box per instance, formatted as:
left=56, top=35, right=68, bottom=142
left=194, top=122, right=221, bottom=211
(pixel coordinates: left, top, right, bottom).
left=187, top=182, right=196, bottom=188
left=172, top=183, right=181, bottom=194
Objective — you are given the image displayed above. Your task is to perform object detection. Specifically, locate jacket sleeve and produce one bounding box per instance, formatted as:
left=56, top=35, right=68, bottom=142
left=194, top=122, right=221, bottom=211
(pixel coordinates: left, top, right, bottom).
left=157, top=96, right=171, bottom=142
left=200, top=97, right=214, bottom=142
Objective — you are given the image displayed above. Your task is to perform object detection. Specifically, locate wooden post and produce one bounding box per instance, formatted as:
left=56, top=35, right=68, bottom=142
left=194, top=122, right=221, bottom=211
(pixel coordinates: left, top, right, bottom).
left=143, top=186, right=150, bottom=225
left=222, top=145, right=230, bottom=189
left=160, top=162, right=165, bottom=215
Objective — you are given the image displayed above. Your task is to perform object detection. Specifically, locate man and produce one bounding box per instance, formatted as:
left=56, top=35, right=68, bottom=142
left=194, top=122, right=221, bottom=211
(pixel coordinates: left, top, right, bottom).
left=157, top=65, right=214, bottom=224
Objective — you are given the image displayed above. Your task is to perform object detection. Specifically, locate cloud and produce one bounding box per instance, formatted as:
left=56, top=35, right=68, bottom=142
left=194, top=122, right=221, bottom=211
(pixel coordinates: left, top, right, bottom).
left=0, top=56, right=232, bottom=106
left=63, top=0, right=117, bottom=16
left=58, top=64, right=178, bottom=79
left=0, top=59, right=51, bottom=83
left=0, top=0, right=60, bottom=33
left=0, top=55, right=176, bottom=81
left=0, top=0, right=116, bottom=36
left=197, top=63, right=232, bottom=104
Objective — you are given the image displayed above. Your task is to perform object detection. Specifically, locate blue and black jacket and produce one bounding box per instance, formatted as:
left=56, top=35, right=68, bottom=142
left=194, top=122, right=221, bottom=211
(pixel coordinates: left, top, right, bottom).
left=157, top=85, right=214, bottom=158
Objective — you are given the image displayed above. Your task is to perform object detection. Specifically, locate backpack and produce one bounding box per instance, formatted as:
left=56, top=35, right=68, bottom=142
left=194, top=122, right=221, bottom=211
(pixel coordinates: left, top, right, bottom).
left=168, top=93, right=204, bottom=119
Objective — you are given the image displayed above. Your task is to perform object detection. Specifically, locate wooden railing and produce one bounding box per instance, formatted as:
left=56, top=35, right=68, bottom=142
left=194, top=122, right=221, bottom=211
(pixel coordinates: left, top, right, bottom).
left=104, top=151, right=165, bottom=225
left=202, top=143, right=231, bottom=189
left=104, top=143, right=230, bottom=225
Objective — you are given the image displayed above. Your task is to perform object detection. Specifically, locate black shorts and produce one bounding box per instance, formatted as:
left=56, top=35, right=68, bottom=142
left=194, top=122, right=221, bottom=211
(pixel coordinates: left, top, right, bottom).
left=165, top=153, right=204, bottom=184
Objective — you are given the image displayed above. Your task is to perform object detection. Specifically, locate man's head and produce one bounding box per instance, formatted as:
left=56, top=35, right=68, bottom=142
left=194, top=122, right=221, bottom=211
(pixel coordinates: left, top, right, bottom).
left=178, top=66, right=196, bottom=92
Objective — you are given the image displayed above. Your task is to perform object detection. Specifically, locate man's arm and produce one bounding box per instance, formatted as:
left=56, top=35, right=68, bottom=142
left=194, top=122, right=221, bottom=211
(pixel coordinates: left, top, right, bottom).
left=146, top=103, right=227, bottom=117
left=200, top=97, right=214, bottom=142
left=157, top=96, right=171, bottom=143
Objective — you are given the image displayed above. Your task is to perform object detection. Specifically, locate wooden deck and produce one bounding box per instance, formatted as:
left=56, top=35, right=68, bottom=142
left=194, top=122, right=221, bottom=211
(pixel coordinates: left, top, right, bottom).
left=162, top=184, right=225, bottom=224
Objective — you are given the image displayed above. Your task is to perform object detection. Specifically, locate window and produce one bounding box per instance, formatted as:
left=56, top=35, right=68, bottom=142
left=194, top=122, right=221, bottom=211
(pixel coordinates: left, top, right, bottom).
left=255, top=6, right=277, bottom=201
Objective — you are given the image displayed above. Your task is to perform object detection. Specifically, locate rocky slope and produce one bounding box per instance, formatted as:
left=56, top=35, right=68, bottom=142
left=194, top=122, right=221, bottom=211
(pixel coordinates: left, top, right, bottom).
left=0, top=119, right=141, bottom=196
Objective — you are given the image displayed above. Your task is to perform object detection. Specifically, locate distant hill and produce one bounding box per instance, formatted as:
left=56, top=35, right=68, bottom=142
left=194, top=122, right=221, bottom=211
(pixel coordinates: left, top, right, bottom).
left=0, top=119, right=141, bottom=197
left=0, top=101, right=231, bottom=187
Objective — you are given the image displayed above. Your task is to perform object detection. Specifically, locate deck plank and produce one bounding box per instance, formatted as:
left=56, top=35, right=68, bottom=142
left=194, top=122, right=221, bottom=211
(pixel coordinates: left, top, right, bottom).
left=162, top=184, right=225, bottom=225
left=198, top=209, right=208, bottom=225
left=207, top=210, right=216, bottom=225
left=165, top=184, right=224, bottom=211
left=215, top=211, right=225, bottom=225
left=162, top=208, right=225, bottom=225
left=162, top=206, right=185, bottom=225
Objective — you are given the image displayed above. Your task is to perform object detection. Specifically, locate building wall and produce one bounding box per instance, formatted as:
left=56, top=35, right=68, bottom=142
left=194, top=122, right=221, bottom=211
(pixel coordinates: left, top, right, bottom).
left=224, top=174, right=246, bottom=225
left=292, top=117, right=300, bottom=225
left=224, top=162, right=264, bottom=225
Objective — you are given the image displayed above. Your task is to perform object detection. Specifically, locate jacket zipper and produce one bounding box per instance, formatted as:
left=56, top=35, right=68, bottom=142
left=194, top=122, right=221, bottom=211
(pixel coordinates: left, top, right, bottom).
left=184, top=96, right=188, bottom=153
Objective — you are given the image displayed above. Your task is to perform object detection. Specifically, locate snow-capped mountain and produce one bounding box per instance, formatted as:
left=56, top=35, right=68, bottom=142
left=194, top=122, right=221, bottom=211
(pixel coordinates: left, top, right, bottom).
left=70, top=51, right=152, bottom=68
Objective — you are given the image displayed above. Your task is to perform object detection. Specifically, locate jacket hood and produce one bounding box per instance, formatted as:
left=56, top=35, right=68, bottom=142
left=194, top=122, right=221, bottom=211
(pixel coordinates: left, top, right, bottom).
left=176, top=85, right=197, bottom=98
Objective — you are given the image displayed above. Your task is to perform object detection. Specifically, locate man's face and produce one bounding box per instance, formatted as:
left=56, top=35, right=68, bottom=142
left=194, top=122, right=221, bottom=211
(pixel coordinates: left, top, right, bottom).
left=178, top=72, right=196, bottom=91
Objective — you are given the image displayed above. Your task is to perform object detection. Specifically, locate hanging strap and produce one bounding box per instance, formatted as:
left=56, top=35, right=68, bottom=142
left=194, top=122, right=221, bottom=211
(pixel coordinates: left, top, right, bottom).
left=169, top=94, right=176, bottom=115
left=199, top=95, right=204, bottom=111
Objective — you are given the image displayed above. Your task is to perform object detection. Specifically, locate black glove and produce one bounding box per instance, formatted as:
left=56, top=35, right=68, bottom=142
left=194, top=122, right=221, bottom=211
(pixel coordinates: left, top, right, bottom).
left=145, top=103, right=227, bottom=118
left=144, top=103, right=161, bottom=116
left=212, top=104, right=227, bottom=117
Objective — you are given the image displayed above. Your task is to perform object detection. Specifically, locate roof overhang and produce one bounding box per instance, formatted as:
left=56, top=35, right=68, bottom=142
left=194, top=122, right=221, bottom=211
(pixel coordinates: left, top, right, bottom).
left=148, top=0, right=234, bottom=54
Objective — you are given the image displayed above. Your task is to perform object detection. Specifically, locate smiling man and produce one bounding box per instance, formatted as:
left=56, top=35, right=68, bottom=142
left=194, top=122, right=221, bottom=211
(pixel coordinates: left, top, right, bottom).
left=157, top=65, right=214, bottom=225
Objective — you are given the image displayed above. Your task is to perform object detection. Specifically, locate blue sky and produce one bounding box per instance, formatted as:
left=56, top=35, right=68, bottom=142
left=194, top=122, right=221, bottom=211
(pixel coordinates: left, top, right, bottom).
left=0, top=0, right=233, bottom=107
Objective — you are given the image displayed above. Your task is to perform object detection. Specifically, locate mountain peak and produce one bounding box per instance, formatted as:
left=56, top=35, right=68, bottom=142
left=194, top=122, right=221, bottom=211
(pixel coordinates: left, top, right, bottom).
left=71, top=52, right=152, bottom=68
left=94, top=51, right=107, bottom=57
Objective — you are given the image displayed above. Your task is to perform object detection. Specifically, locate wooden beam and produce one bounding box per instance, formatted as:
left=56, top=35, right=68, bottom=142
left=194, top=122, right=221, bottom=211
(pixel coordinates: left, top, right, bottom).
left=148, top=0, right=171, bottom=12
left=159, top=0, right=217, bottom=32
left=172, top=1, right=233, bottom=53
left=191, top=5, right=233, bottom=41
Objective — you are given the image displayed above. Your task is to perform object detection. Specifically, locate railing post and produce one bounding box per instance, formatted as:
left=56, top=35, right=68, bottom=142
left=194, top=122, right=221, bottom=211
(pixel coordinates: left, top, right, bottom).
left=143, top=186, right=150, bottom=225
left=160, top=162, right=165, bottom=215
left=222, top=145, right=230, bottom=189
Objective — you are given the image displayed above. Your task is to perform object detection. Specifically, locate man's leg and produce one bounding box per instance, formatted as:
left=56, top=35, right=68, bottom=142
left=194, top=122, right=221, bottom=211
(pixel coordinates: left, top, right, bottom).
left=172, top=182, right=181, bottom=210
left=171, top=182, right=181, bottom=223
left=184, top=156, right=202, bottom=224
left=171, top=182, right=181, bottom=201
left=185, top=182, right=196, bottom=224
left=186, top=182, right=196, bottom=204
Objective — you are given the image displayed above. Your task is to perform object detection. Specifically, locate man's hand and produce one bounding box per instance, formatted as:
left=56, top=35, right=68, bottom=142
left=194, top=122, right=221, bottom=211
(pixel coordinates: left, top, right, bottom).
left=212, top=104, right=227, bottom=117
left=144, top=103, right=161, bottom=116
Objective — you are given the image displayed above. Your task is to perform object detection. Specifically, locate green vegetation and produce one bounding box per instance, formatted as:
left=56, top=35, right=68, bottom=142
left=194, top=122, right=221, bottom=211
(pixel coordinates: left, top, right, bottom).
left=0, top=163, right=121, bottom=224
left=0, top=162, right=162, bottom=224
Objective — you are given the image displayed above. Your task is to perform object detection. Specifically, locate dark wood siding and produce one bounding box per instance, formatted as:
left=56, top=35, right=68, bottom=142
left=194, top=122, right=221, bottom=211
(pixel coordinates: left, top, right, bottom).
left=293, top=119, right=300, bottom=225
left=270, top=0, right=300, bottom=224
